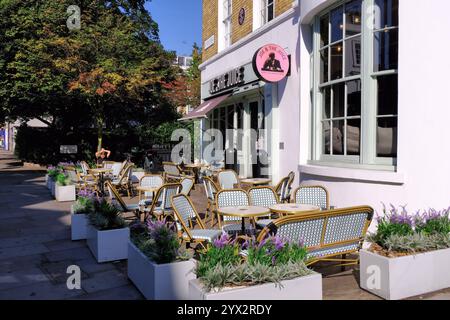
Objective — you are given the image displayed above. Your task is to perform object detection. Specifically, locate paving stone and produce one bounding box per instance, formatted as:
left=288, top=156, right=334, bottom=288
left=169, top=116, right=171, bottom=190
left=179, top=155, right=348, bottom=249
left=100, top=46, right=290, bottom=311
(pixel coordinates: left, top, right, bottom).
left=0, top=234, right=54, bottom=249
left=0, top=267, right=51, bottom=290
left=74, top=285, right=143, bottom=300
left=0, top=254, right=47, bottom=273
left=0, top=281, right=86, bottom=300
left=0, top=243, right=49, bottom=260
left=75, top=257, right=117, bottom=275
left=44, top=247, right=93, bottom=262
left=39, top=260, right=89, bottom=285
left=43, top=239, right=86, bottom=252
left=81, top=269, right=130, bottom=293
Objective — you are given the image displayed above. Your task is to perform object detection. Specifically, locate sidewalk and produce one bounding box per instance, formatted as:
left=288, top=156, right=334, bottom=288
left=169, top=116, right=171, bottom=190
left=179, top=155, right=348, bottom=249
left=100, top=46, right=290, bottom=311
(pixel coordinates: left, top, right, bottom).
left=0, top=150, right=142, bottom=299
left=0, top=150, right=448, bottom=300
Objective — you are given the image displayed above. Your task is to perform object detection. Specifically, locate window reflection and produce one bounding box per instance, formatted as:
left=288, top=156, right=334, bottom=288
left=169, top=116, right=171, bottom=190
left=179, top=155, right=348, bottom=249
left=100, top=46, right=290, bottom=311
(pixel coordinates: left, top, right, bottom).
left=330, top=7, right=343, bottom=43
left=375, top=0, right=399, bottom=29
left=330, top=44, right=343, bottom=80
left=345, top=0, right=362, bottom=37
left=374, top=29, right=398, bottom=71
left=345, top=38, right=361, bottom=76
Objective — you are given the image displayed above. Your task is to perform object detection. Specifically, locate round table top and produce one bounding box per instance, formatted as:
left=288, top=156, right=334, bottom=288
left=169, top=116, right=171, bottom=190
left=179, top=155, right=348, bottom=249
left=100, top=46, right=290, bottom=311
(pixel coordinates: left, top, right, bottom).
left=269, top=203, right=321, bottom=215
left=240, top=178, right=272, bottom=185
left=184, top=163, right=209, bottom=168
left=89, top=168, right=113, bottom=174
left=136, top=186, right=160, bottom=193
left=218, top=206, right=271, bottom=218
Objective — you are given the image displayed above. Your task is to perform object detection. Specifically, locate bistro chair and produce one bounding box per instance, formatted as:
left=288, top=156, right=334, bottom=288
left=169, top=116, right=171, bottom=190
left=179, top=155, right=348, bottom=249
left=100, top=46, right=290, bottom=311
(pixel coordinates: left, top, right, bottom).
left=111, top=164, right=133, bottom=197
left=275, top=171, right=295, bottom=203
left=105, top=181, right=140, bottom=220
left=203, top=176, right=220, bottom=227
left=248, top=186, right=280, bottom=229
left=163, top=162, right=183, bottom=182
left=143, top=183, right=182, bottom=222
left=138, top=174, right=164, bottom=206
left=111, top=162, right=123, bottom=179
left=217, top=170, right=240, bottom=189
left=257, top=206, right=374, bottom=268
left=215, top=189, right=253, bottom=235
left=180, top=177, right=195, bottom=196
left=171, top=194, right=222, bottom=249
left=293, top=185, right=330, bottom=210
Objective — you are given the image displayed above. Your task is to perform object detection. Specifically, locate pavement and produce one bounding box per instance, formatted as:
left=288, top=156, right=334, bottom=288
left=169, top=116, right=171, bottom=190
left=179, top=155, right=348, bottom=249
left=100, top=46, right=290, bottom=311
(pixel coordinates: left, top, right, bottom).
left=0, top=149, right=448, bottom=300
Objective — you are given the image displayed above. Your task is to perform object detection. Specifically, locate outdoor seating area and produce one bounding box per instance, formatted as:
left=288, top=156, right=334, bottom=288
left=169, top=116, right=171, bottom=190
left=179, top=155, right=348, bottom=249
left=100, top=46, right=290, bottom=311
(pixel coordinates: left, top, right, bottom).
left=39, top=160, right=411, bottom=301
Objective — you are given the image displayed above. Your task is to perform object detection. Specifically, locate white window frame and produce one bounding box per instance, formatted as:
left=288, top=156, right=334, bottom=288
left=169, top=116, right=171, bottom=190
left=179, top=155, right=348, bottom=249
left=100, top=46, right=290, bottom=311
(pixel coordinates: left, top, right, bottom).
left=311, top=0, right=398, bottom=170
left=223, top=0, right=232, bottom=48
left=261, top=0, right=275, bottom=25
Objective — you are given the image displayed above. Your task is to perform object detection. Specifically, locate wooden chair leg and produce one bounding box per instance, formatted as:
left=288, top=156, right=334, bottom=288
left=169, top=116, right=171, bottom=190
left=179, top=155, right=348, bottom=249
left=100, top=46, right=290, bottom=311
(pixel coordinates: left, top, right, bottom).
left=341, top=254, right=347, bottom=271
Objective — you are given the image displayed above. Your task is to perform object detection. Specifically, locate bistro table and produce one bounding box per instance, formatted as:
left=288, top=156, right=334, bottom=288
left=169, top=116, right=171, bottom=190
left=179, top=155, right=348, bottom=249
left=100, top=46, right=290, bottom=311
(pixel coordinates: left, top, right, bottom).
left=217, top=206, right=271, bottom=235
left=136, top=186, right=159, bottom=202
left=269, top=203, right=321, bottom=216
left=240, top=178, right=272, bottom=186
left=183, top=163, right=209, bottom=183
left=89, top=168, right=112, bottom=196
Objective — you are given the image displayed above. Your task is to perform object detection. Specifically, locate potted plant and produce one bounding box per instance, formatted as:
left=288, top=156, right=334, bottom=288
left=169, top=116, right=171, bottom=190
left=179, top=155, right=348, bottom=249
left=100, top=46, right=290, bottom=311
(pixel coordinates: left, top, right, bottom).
left=87, top=198, right=129, bottom=263
left=54, top=173, right=76, bottom=202
left=128, top=219, right=195, bottom=300
left=189, top=234, right=322, bottom=300
left=71, top=190, right=95, bottom=240
left=131, top=167, right=146, bottom=183
left=47, top=167, right=59, bottom=194
left=360, top=205, right=450, bottom=300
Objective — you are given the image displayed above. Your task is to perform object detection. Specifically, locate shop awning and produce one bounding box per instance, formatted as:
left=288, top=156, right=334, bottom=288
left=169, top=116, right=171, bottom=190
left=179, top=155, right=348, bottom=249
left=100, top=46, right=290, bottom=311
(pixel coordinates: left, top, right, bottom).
left=179, top=93, right=231, bottom=121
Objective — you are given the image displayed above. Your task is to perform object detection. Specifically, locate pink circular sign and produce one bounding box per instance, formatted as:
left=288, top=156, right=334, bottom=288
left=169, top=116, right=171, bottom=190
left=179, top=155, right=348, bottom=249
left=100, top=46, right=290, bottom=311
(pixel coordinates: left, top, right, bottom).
left=253, top=44, right=290, bottom=83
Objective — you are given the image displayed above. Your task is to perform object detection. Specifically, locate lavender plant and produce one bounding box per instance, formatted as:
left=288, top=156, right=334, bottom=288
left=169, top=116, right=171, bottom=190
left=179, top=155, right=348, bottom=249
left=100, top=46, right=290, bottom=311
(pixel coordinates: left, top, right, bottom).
left=368, top=204, right=450, bottom=255
left=131, top=219, right=191, bottom=264
left=196, top=234, right=312, bottom=291
left=72, top=189, right=95, bottom=214
left=88, top=198, right=125, bottom=231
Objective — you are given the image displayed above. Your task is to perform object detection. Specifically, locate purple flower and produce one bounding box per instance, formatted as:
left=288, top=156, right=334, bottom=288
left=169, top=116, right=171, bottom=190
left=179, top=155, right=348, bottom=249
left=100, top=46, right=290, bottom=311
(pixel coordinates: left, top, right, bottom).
left=273, top=236, right=286, bottom=251
left=213, top=232, right=231, bottom=249
left=271, top=255, right=277, bottom=266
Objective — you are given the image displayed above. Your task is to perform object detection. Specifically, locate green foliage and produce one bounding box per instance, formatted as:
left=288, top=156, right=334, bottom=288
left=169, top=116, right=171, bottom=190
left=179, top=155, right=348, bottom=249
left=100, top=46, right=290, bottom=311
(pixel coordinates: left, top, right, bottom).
left=371, top=219, right=414, bottom=248
left=382, top=233, right=450, bottom=254
left=55, top=173, right=70, bottom=186
left=47, top=168, right=60, bottom=180
left=247, top=237, right=308, bottom=267
left=131, top=219, right=191, bottom=264
left=199, top=261, right=313, bottom=293
left=415, top=213, right=450, bottom=236
left=72, top=196, right=94, bottom=214
left=88, top=198, right=125, bottom=231
left=196, top=234, right=313, bottom=292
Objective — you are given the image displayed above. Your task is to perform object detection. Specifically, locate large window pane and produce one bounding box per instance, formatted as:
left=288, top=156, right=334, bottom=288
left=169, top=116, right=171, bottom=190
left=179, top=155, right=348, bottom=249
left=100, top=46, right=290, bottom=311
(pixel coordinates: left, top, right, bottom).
left=330, top=43, right=343, bottom=80
left=377, top=117, right=397, bottom=157
left=320, top=14, right=329, bottom=47
left=332, top=120, right=345, bottom=155
left=330, top=7, right=343, bottom=43
left=345, top=37, right=361, bottom=76
left=375, top=0, right=399, bottom=29
left=374, top=29, right=398, bottom=71
left=323, top=87, right=331, bottom=119
left=347, top=80, right=361, bottom=116
left=323, top=121, right=331, bottom=155
left=345, top=0, right=362, bottom=37
left=347, top=119, right=361, bottom=156
left=333, top=83, right=345, bottom=118
left=377, top=74, right=398, bottom=115
left=320, top=48, right=329, bottom=83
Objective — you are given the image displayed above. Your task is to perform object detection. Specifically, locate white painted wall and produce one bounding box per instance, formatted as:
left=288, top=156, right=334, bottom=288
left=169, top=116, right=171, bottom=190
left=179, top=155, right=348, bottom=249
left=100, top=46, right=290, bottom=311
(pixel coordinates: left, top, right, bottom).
left=298, top=0, right=450, bottom=214
left=201, top=7, right=301, bottom=184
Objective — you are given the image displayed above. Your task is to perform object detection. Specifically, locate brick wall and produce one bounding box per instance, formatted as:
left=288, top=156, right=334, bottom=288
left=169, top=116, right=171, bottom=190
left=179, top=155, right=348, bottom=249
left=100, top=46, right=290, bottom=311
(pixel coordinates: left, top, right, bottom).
left=231, top=0, right=253, bottom=44
left=202, top=0, right=218, bottom=62
left=275, top=0, right=294, bottom=18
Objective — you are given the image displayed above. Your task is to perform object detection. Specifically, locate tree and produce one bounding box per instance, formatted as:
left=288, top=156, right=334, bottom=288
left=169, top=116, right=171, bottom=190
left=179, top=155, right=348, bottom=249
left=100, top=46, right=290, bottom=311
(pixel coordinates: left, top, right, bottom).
left=0, top=0, right=179, bottom=153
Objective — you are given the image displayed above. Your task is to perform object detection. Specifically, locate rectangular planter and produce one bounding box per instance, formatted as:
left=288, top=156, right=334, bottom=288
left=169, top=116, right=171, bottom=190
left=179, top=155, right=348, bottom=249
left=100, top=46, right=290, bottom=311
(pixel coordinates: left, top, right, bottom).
left=71, top=208, right=88, bottom=240
left=131, top=171, right=146, bottom=183
left=45, top=174, right=51, bottom=189
left=360, top=248, right=450, bottom=300
left=128, top=241, right=196, bottom=300
left=55, top=184, right=76, bottom=202
left=87, top=224, right=129, bottom=263
left=189, top=273, right=323, bottom=300
left=50, top=180, right=56, bottom=197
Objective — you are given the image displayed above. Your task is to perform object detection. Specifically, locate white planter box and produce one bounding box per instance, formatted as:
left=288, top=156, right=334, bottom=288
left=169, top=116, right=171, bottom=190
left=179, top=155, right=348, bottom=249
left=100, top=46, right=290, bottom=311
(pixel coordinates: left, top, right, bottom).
left=189, top=273, right=323, bottom=300
left=87, top=224, right=129, bottom=263
left=128, top=241, right=196, bottom=300
left=45, top=175, right=51, bottom=189
left=131, top=172, right=146, bottom=183
left=360, top=248, right=450, bottom=300
left=71, top=208, right=89, bottom=241
left=50, top=180, right=55, bottom=196
left=55, top=184, right=76, bottom=202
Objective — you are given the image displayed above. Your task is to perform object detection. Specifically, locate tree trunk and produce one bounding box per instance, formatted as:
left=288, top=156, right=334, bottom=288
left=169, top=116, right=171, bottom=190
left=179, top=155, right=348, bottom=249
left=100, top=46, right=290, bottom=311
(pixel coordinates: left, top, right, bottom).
left=97, top=117, right=103, bottom=152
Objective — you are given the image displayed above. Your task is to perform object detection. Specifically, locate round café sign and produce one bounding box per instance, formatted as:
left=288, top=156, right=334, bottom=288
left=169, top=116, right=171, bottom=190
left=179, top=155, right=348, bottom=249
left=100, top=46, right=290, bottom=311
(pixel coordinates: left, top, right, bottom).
left=252, top=44, right=290, bottom=83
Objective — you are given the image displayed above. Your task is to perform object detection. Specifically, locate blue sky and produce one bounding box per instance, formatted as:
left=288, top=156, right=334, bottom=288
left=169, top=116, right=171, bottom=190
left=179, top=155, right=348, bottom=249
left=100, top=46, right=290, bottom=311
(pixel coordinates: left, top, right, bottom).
left=146, top=0, right=202, bottom=56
